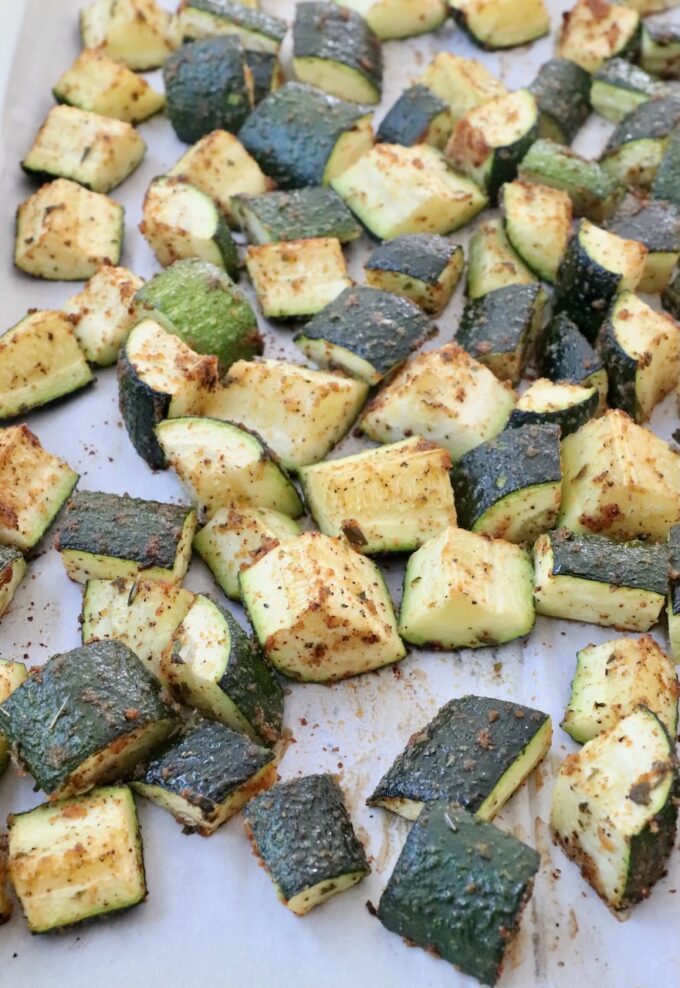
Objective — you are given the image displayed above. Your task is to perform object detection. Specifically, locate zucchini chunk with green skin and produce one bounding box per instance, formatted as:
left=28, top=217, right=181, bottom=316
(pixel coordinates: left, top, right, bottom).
left=0, top=425, right=78, bottom=552
left=22, top=106, right=145, bottom=195
left=15, top=179, right=123, bottom=281
left=9, top=787, right=146, bottom=933
left=667, top=524, right=680, bottom=662
left=299, top=437, right=456, bottom=554
left=361, top=343, right=515, bottom=461
left=518, top=140, right=623, bottom=222
left=508, top=379, right=598, bottom=437
left=176, top=0, right=287, bottom=53
left=245, top=238, right=351, bottom=321
left=559, top=410, right=680, bottom=541
left=501, top=180, right=572, bottom=284
left=0, top=660, right=27, bottom=776
left=418, top=52, right=507, bottom=124
left=0, top=310, right=94, bottom=421
left=399, top=526, right=535, bottom=649
left=156, top=418, right=303, bottom=519
left=533, top=528, right=667, bottom=631
left=369, top=695, right=551, bottom=822
left=0, top=641, right=178, bottom=797
left=591, top=59, right=666, bottom=124
left=333, top=0, right=448, bottom=39
left=452, top=424, right=561, bottom=545
left=63, top=265, right=143, bottom=367
left=245, top=50, right=284, bottom=105
left=292, top=2, right=382, bottom=105
left=202, top=359, right=368, bottom=470
left=56, top=491, right=196, bottom=585
left=466, top=216, right=536, bottom=300
left=550, top=707, right=678, bottom=914
left=556, top=0, right=640, bottom=73
left=0, top=546, right=27, bottom=621
left=240, top=532, right=405, bottom=682
left=193, top=506, right=301, bottom=601
left=456, top=283, right=547, bottom=385
left=538, top=312, right=608, bottom=409
left=132, top=720, right=276, bottom=834
left=608, top=197, right=680, bottom=294
left=563, top=636, right=678, bottom=744
left=239, top=83, right=374, bottom=190
left=598, top=292, right=680, bottom=423
left=80, top=0, right=178, bottom=70
left=529, top=58, right=592, bottom=145
left=652, top=128, right=680, bottom=208
left=640, top=22, right=680, bottom=79
left=134, top=259, right=261, bottom=374
left=332, top=144, right=488, bottom=238
left=232, top=188, right=361, bottom=245
left=378, top=803, right=540, bottom=987
left=118, top=318, right=219, bottom=470
left=601, top=95, right=680, bottom=189
left=244, top=774, right=369, bottom=915
left=449, top=0, right=549, bottom=50
left=294, top=286, right=435, bottom=386
left=53, top=49, right=165, bottom=124
left=364, top=235, right=463, bottom=315
left=376, top=85, right=451, bottom=150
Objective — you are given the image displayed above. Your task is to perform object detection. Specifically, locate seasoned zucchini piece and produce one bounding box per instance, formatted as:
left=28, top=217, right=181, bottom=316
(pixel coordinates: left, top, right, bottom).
left=240, top=532, right=405, bottom=682
left=364, top=234, right=463, bottom=315
left=176, top=0, right=287, bottom=52
left=563, top=636, right=678, bottom=744
left=378, top=803, right=539, bottom=986
left=452, top=424, right=561, bottom=544
left=156, top=417, right=303, bottom=519
left=62, top=265, right=143, bottom=367
left=334, top=0, right=447, bottom=39
left=299, top=437, right=456, bottom=554
left=0, top=660, right=27, bottom=775
left=538, top=312, right=608, bottom=408
left=239, top=83, right=374, bottom=190
left=0, top=425, right=78, bottom=552
left=361, top=343, right=515, bottom=460
left=132, top=720, right=276, bottom=834
left=591, top=58, right=666, bottom=124
left=518, top=139, right=623, bottom=221
left=466, top=216, right=535, bottom=299
left=0, top=641, right=178, bottom=797
left=640, top=21, right=680, bottom=79
left=245, top=50, right=284, bottom=104
left=376, top=85, right=451, bottom=150
left=456, top=283, right=547, bottom=385
left=15, top=179, right=123, bottom=280
left=601, top=95, right=680, bottom=189
left=232, top=188, right=361, bottom=245
left=668, top=524, right=680, bottom=662
left=556, top=0, right=640, bottom=73
left=0, top=547, right=27, bottom=621
left=598, top=292, right=680, bottom=422
left=294, top=286, right=434, bottom=385
left=418, top=53, right=507, bottom=124
left=134, top=259, right=261, bottom=373
left=56, top=491, right=196, bottom=585
left=652, top=128, right=680, bottom=208
left=292, top=2, right=382, bottom=105
left=370, top=695, right=550, bottom=820
left=399, top=526, right=534, bottom=648
left=608, top=197, right=680, bottom=294
left=8, top=786, right=146, bottom=933
left=161, top=594, right=283, bottom=744
left=0, top=310, right=93, bottom=421
left=533, top=528, right=667, bottom=630
left=559, top=410, right=680, bottom=541
left=53, top=49, right=165, bottom=123
left=551, top=708, right=678, bottom=913
left=202, top=359, right=368, bottom=470
left=529, top=58, right=592, bottom=145
left=80, top=0, right=178, bottom=70
left=193, top=505, right=300, bottom=600
left=501, top=180, right=572, bottom=283
left=244, top=775, right=369, bottom=914
left=508, top=379, right=598, bottom=436
left=449, top=0, right=549, bottom=50
left=118, top=318, right=219, bottom=469
left=245, top=238, right=351, bottom=321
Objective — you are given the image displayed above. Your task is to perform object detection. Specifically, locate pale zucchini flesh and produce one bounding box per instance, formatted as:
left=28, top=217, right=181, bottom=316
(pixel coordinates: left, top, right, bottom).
left=63, top=265, right=143, bottom=367
left=245, top=238, right=351, bottom=320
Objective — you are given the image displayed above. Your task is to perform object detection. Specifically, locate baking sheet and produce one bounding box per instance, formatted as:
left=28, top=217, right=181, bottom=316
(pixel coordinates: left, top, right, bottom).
left=1, top=1, right=680, bottom=985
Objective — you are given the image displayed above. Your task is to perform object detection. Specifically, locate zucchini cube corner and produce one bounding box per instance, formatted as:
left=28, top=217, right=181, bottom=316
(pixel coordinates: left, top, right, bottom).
left=63, top=264, right=144, bottom=367
left=556, top=0, right=640, bottom=74
left=80, top=0, right=178, bottom=71
left=245, top=238, right=351, bottom=321
left=364, top=233, right=464, bottom=315
left=53, top=48, right=166, bottom=124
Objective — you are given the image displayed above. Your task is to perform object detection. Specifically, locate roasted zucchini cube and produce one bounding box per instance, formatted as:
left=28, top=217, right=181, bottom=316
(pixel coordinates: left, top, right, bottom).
left=529, top=58, right=592, bottom=145
left=668, top=524, right=680, bottom=662
left=63, top=265, right=143, bottom=366
left=176, top=0, right=287, bottom=53
left=53, top=49, right=165, bottom=123
left=0, top=660, right=27, bottom=775
left=299, top=436, right=456, bottom=554
left=533, top=528, right=667, bottom=631
left=0, top=641, right=178, bottom=797
left=0, top=547, right=27, bottom=621
left=518, top=139, right=623, bottom=222
left=399, top=526, right=535, bottom=649
left=600, top=95, right=680, bottom=190
left=244, top=774, right=369, bottom=915
left=501, top=180, right=573, bottom=284
left=377, top=803, right=540, bottom=987
left=369, top=695, right=551, bottom=821
left=418, top=52, right=507, bottom=125
left=641, top=21, right=680, bottom=79
left=8, top=786, right=146, bottom=933
left=551, top=707, right=677, bottom=914
left=376, top=85, right=451, bottom=150
left=334, top=0, right=448, bottom=39
left=56, top=490, right=197, bottom=585
left=466, top=216, right=536, bottom=299
left=80, top=0, right=178, bottom=70
left=364, top=234, right=464, bottom=315
left=15, top=179, right=124, bottom=281
left=232, top=188, right=361, bottom=245
left=608, top=197, right=680, bottom=294
left=538, top=312, right=608, bottom=410
left=449, top=0, right=549, bottom=49
left=556, top=0, right=640, bottom=73
left=591, top=58, right=666, bottom=124
left=508, top=378, right=598, bottom=437
left=245, top=238, right=351, bottom=321
left=240, top=531, right=405, bottom=682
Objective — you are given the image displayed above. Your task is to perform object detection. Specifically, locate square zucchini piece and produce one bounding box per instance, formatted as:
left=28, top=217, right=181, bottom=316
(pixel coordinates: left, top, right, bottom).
left=299, top=436, right=457, bottom=554
left=133, top=719, right=276, bottom=834
left=538, top=312, right=608, bottom=411
left=0, top=547, right=27, bottom=620
left=0, top=424, right=78, bottom=552
left=376, top=85, right=452, bottom=151
left=501, top=179, right=573, bottom=284
left=63, top=264, right=143, bottom=366
left=80, top=0, right=178, bottom=70
left=556, top=0, right=641, bottom=73
left=418, top=52, right=507, bottom=124
left=591, top=58, right=666, bottom=125
left=449, top=0, right=550, bottom=50
left=56, top=490, right=196, bottom=584
left=0, top=641, right=178, bottom=797
left=377, top=803, right=540, bottom=986
left=600, top=96, right=680, bottom=191
left=8, top=786, right=146, bottom=933
left=244, top=774, right=369, bottom=915
left=335, top=0, right=447, bottom=40
left=0, top=660, right=27, bottom=775
left=176, top=0, right=287, bottom=53
left=533, top=528, right=668, bottom=631
left=508, top=379, right=598, bottom=437
left=530, top=58, right=592, bottom=145
left=53, top=48, right=165, bottom=124
left=240, top=531, right=406, bottom=682
left=608, top=197, right=680, bottom=294
left=361, top=343, right=515, bottom=461
left=369, top=695, right=551, bottom=821
left=518, top=139, right=623, bottom=223
left=245, top=238, right=351, bottom=320
left=399, top=526, right=534, bottom=649
left=232, top=187, right=361, bottom=245
left=466, top=215, right=536, bottom=300
left=364, top=234, right=464, bottom=315
left=551, top=708, right=677, bottom=914
left=332, top=144, right=487, bottom=238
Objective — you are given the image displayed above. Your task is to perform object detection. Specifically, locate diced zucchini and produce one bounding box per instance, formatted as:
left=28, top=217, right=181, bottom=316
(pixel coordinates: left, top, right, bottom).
left=0, top=310, right=93, bottom=420
left=232, top=188, right=361, bottom=245
left=332, top=0, right=447, bottom=39
left=652, top=128, right=680, bottom=208
left=364, top=234, right=464, bottom=315
left=399, top=526, right=535, bottom=649
left=62, top=265, right=144, bottom=366
left=53, top=49, right=165, bottom=123
left=518, top=139, right=623, bottom=221
left=376, top=85, right=451, bottom=150
left=608, top=197, right=680, bottom=294
left=80, top=0, right=178, bottom=70
left=245, top=50, right=284, bottom=104
left=245, top=238, right=351, bottom=321
left=418, top=53, right=507, bottom=124
left=466, top=216, right=536, bottom=299
left=56, top=490, right=196, bottom=584
left=0, top=660, right=27, bottom=775
left=529, top=58, right=592, bottom=145
left=176, top=0, right=287, bottom=53
left=361, top=343, right=515, bottom=461
left=601, top=95, right=680, bottom=189
left=0, top=547, right=27, bottom=622
left=501, top=180, right=572, bottom=283
left=449, top=0, right=550, bottom=49
left=591, top=58, right=666, bottom=124
left=640, top=22, right=680, bottom=79
left=668, top=524, right=680, bottom=662
left=538, top=312, right=608, bottom=409
left=556, top=0, right=640, bottom=73
left=508, top=378, right=598, bottom=436
left=240, top=531, right=405, bottom=682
